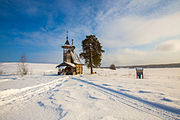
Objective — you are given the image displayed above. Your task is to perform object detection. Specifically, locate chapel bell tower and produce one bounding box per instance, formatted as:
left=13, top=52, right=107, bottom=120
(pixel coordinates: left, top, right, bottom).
left=61, top=31, right=75, bottom=63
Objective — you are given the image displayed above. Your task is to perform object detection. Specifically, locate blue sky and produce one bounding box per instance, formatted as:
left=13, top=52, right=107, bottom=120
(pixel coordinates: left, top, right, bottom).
left=0, top=0, right=180, bottom=66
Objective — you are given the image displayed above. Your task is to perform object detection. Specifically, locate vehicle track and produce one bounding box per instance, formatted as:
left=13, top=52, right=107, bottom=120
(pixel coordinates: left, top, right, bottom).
left=0, top=76, right=69, bottom=106
left=72, top=77, right=180, bottom=120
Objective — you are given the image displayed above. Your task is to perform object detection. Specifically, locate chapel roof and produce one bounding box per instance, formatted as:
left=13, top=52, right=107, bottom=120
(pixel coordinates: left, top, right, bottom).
left=70, top=51, right=82, bottom=64
left=65, top=31, right=70, bottom=45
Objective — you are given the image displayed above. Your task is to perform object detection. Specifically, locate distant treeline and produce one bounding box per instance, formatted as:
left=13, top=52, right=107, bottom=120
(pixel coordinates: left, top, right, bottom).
left=101, top=63, right=180, bottom=69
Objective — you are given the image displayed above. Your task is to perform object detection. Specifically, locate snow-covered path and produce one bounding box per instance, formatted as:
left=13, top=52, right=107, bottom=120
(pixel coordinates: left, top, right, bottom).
left=0, top=75, right=179, bottom=120
left=0, top=76, right=68, bottom=106
left=0, top=63, right=180, bottom=120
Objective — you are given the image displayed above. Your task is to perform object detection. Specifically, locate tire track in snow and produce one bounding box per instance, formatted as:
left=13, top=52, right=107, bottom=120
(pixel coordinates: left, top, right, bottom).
left=0, top=76, right=69, bottom=106
left=72, top=77, right=180, bottom=120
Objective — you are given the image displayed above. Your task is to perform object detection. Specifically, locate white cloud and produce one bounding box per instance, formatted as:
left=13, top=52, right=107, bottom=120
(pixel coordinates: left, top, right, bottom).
left=15, top=30, right=64, bottom=47
left=123, top=48, right=146, bottom=56
left=98, top=12, right=180, bottom=48
left=102, top=49, right=147, bottom=66
left=97, top=10, right=180, bottom=66
left=155, top=39, right=180, bottom=52
left=102, top=47, right=180, bottom=66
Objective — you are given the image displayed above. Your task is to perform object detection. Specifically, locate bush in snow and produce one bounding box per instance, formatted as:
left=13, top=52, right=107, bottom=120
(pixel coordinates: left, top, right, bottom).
left=17, top=55, right=28, bottom=76
left=110, top=64, right=116, bottom=70
left=0, top=64, right=3, bottom=75
left=0, top=70, right=3, bottom=75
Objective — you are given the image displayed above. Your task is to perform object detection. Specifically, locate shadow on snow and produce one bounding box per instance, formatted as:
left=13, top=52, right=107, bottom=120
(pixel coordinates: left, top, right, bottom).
left=72, top=78, right=180, bottom=115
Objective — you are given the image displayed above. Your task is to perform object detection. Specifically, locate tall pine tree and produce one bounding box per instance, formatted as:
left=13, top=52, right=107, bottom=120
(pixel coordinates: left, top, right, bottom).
left=80, top=35, right=104, bottom=74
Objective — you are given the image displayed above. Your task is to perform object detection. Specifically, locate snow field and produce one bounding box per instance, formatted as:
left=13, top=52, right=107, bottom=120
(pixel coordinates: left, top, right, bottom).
left=0, top=63, right=180, bottom=120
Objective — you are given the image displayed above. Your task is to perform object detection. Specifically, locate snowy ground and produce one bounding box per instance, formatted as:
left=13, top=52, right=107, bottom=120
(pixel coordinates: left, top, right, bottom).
left=0, top=63, right=180, bottom=120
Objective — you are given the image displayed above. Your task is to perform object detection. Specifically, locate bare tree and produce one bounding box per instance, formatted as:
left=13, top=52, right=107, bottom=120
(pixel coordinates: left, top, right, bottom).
left=0, top=63, right=3, bottom=75
left=17, top=55, right=28, bottom=76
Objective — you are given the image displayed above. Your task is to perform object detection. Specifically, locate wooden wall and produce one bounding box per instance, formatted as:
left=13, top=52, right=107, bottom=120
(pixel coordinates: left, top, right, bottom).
left=76, top=64, right=83, bottom=74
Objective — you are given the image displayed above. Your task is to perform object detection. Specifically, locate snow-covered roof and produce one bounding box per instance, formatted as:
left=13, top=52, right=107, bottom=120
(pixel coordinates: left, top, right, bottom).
left=70, top=51, right=82, bottom=64
left=65, top=62, right=76, bottom=67
left=56, top=62, right=76, bottom=68
left=58, top=66, right=66, bottom=69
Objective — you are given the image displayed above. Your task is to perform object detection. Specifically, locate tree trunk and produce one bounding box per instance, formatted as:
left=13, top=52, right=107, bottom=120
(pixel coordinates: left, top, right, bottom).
left=90, top=50, right=93, bottom=74
left=89, top=43, right=93, bottom=74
